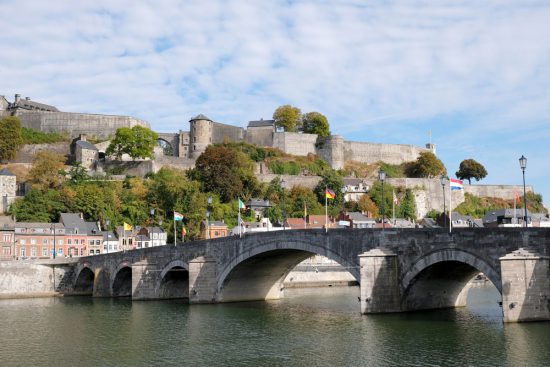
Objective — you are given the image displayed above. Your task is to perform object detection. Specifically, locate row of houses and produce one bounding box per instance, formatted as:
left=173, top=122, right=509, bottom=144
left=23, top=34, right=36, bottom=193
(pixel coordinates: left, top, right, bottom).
left=0, top=213, right=166, bottom=261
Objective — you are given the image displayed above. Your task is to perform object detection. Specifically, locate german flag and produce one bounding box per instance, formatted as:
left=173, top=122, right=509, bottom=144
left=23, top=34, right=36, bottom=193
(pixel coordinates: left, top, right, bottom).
left=325, top=188, right=336, bottom=199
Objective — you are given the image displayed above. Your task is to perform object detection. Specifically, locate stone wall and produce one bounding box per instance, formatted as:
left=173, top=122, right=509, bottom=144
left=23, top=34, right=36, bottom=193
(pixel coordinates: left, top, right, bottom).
left=102, top=160, right=154, bottom=177
left=153, top=156, right=196, bottom=172
left=246, top=126, right=274, bottom=147
left=211, top=122, right=245, bottom=144
left=273, top=132, right=317, bottom=156
left=16, top=111, right=149, bottom=139
left=13, top=143, right=71, bottom=164
left=344, top=141, right=429, bottom=165
left=0, top=261, right=74, bottom=298
left=0, top=174, right=16, bottom=213
left=257, top=174, right=322, bottom=189
left=316, top=135, right=345, bottom=170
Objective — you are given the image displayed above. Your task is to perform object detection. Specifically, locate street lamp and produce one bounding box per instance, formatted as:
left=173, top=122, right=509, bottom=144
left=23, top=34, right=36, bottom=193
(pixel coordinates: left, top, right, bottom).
left=51, top=222, right=56, bottom=259
left=281, top=179, right=286, bottom=230
left=105, top=219, right=110, bottom=253
left=379, top=169, right=386, bottom=230
left=440, top=176, right=447, bottom=228
left=519, top=155, right=528, bottom=228
left=207, top=196, right=212, bottom=239
left=341, top=186, right=347, bottom=214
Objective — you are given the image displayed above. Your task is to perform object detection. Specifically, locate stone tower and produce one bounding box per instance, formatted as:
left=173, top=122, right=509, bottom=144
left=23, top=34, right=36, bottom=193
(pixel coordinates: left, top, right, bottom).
left=0, top=168, right=16, bottom=214
left=189, top=114, right=213, bottom=159
left=316, top=135, right=345, bottom=170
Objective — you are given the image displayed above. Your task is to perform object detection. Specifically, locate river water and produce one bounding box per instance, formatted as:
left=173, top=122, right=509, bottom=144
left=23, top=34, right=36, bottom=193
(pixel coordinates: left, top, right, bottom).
left=1, top=284, right=549, bottom=367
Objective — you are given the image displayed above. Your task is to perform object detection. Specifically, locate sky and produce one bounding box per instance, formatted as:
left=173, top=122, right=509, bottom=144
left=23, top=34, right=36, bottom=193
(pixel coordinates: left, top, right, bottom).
left=1, top=0, right=549, bottom=206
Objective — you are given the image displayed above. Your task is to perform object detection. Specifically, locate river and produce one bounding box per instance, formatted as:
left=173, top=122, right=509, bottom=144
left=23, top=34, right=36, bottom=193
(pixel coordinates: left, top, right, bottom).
left=1, top=283, right=549, bottom=366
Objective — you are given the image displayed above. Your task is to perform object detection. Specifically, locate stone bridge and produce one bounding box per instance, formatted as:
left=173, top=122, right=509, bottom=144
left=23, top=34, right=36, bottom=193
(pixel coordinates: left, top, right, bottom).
left=60, top=228, right=550, bottom=322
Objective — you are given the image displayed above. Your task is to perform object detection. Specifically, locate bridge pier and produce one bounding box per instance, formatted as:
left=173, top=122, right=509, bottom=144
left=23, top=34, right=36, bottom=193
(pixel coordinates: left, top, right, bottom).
left=359, top=248, right=402, bottom=314
left=500, top=248, right=550, bottom=323
left=189, top=256, right=218, bottom=304
left=131, top=261, right=161, bottom=300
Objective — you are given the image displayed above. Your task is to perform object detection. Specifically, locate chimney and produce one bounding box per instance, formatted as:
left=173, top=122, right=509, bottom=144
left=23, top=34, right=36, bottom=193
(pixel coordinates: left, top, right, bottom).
left=79, top=134, right=87, bottom=142
left=25, top=97, right=30, bottom=101
left=14, top=94, right=21, bottom=104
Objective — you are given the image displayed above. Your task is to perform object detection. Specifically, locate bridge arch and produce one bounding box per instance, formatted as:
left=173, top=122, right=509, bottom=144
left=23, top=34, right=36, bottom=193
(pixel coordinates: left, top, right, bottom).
left=112, top=263, right=132, bottom=297
left=400, top=249, right=501, bottom=311
left=158, top=260, right=189, bottom=299
left=74, top=266, right=95, bottom=295
left=216, top=238, right=359, bottom=303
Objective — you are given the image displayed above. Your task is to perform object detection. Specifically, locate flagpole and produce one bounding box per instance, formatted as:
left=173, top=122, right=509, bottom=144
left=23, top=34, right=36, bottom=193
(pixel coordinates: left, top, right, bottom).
left=392, top=190, right=395, bottom=226
left=325, top=186, right=328, bottom=233
left=238, top=206, right=241, bottom=238
left=173, top=211, right=176, bottom=246
left=449, top=181, right=452, bottom=233
left=304, top=202, right=307, bottom=229
left=514, top=192, right=517, bottom=225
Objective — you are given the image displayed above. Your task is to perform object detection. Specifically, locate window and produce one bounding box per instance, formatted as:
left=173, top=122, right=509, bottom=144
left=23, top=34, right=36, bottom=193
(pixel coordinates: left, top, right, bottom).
left=68, top=239, right=72, bottom=245
left=80, top=249, right=84, bottom=256
left=57, top=248, right=63, bottom=255
left=81, top=239, right=85, bottom=244
left=2, top=234, right=10, bottom=242
left=58, top=239, right=63, bottom=245
left=89, top=250, right=94, bottom=255
left=42, top=248, right=48, bottom=257
left=214, top=231, right=219, bottom=237
left=2, top=247, right=11, bottom=256
left=30, top=238, right=36, bottom=245
left=104, top=244, right=107, bottom=251
left=95, top=250, right=100, bottom=254
left=20, top=248, right=26, bottom=257
left=89, top=240, right=94, bottom=246
left=20, top=239, right=26, bottom=245
left=95, top=240, right=101, bottom=246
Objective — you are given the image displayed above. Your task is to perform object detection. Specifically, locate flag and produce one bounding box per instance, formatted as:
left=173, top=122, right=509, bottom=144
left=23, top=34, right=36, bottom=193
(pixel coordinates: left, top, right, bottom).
left=304, top=202, right=307, bottom=217
left=450, top=178, right=463, bottom=190
left=325, top=188, right=336, bottom=199
left=238, top=198, right=246, bottom=209
left=515, top=191, right=520, bottom=203
left=123, top=222, right=133, bottom=231
left=393, top=190, right=399, bottom=205
left=174, top=212, right=184, bottom=221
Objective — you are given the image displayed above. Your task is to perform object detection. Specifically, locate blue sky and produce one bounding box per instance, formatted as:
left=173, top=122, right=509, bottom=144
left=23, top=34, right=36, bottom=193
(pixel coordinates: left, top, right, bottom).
left=1, top=0, right=549, bottom=206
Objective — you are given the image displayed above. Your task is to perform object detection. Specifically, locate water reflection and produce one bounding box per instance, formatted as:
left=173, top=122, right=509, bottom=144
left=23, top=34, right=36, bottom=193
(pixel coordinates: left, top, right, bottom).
left=0, top=284, right=549, bottom=367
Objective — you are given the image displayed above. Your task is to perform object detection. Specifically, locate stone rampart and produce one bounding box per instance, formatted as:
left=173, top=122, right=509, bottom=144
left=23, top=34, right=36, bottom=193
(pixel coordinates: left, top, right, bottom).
left=212, top=122, right=245, bottom=143
left=16, top=111, right=149, bottom=139
left=0, top=261, right=74, bottom=298
left=344, top=141, right=429, bottom=165
left=13, top=143, right=71, bottom=163
left=153, top=156, right=196, bottom=172
left=273, top=132, right=317, bottom=156
left=257, top=174, right=322, bottom=189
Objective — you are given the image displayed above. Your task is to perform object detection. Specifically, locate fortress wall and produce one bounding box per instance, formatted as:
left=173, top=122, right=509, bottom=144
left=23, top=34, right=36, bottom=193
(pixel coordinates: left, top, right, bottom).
left=246, top=126, right=274, bottom=147
left=211, top=122, right=245, bottom=144
left=316, top=135, right=345, bottom=170
left=344, top=141, right=429, bottom=165
left=16, top=111, right=150, bottom=139
left=153, top=156, right=196, bottom=172
left=13, top=143, right=71, bottom=163
left=464, top=184, right=533, bottom=199
left=102, top=160, right=154, bottom=177
left=257, top=174, right=322, bottom=189
left=273, top=132, right=317, bottom=156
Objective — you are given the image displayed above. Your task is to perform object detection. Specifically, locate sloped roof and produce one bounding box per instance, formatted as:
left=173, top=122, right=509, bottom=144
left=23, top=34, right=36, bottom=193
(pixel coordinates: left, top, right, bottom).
left=0, top=168, right=15, bottom=176
left=13, top=98, right=59, bottom=112
left=247, top=198, right=271, bottom=208
left=60, top=213, right=87, bottom=234
left=76, top=140, right=98, bottom=151
left=248, top=119, right=274, bottom=128
left=347, top=212, right=374, bottom=223
left=189, top=114, right=212, bottom=122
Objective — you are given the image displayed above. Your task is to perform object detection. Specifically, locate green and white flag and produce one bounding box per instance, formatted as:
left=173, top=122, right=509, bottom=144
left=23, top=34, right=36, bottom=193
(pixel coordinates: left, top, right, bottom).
left=238, top=198, right=246, bottom=209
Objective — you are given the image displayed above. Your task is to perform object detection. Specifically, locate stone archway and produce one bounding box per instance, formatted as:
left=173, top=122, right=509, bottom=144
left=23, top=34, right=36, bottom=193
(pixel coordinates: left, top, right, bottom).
left=158, top=260, right=189, bottom=299
left=74, top=267, right=95, bottom=296
left=112, top=266, right=132, bottom=297
left=216, top=239, right=359, bottom=303
left=400, top=249, right=501, bottom=311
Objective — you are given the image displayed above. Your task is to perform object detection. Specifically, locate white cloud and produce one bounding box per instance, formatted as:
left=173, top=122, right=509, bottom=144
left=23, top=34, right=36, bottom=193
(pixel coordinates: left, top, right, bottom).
left=1, top=0, right=550, bottom=204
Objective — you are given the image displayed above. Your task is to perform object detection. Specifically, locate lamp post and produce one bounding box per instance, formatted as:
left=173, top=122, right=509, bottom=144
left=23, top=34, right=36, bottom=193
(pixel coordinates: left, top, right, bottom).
left=51, top=222, right=56, bottom=259
left=341, top=186, right=347, bottom=214
left=207, top=196, right=212, bottom=239
left=379, top=169, right=386, bottom=230
left=440, top=176, right=447, bottom=228
left=519, top=155, right=528, bottom=228
left=105, top=219, right=110, bottom=253
left=281, top=179, right=286, bottom=230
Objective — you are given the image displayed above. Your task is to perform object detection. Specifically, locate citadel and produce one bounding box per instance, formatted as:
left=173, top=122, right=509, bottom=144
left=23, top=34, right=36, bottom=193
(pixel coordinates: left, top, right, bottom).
left=0, top=93, right=435, bottom=170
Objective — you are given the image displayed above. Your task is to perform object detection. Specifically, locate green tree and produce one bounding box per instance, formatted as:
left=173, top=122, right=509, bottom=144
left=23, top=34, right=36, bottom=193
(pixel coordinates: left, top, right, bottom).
left=456, top=159, right=488, bottom=184
left=106, top=126, right=158, bottom=160
left=0, top=116, right=24, bottom=161
left=9, top=189, right=67, bottom=222
left=302, top=112, right=330, bottom=137
left=194, top=145, right=261, bottom=202
left=368, top=181, right=396, bottom=219
left=63, top=161, right=90, bottom=184
left=314, top=171, right=344, bottom=216
left=28, top=151, right=67, bottom=191
left=398, top=189, right=417, bottom=220
left=273, top=105, right=302, bottom=132
left=405, top=152, right=447, bottom=178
